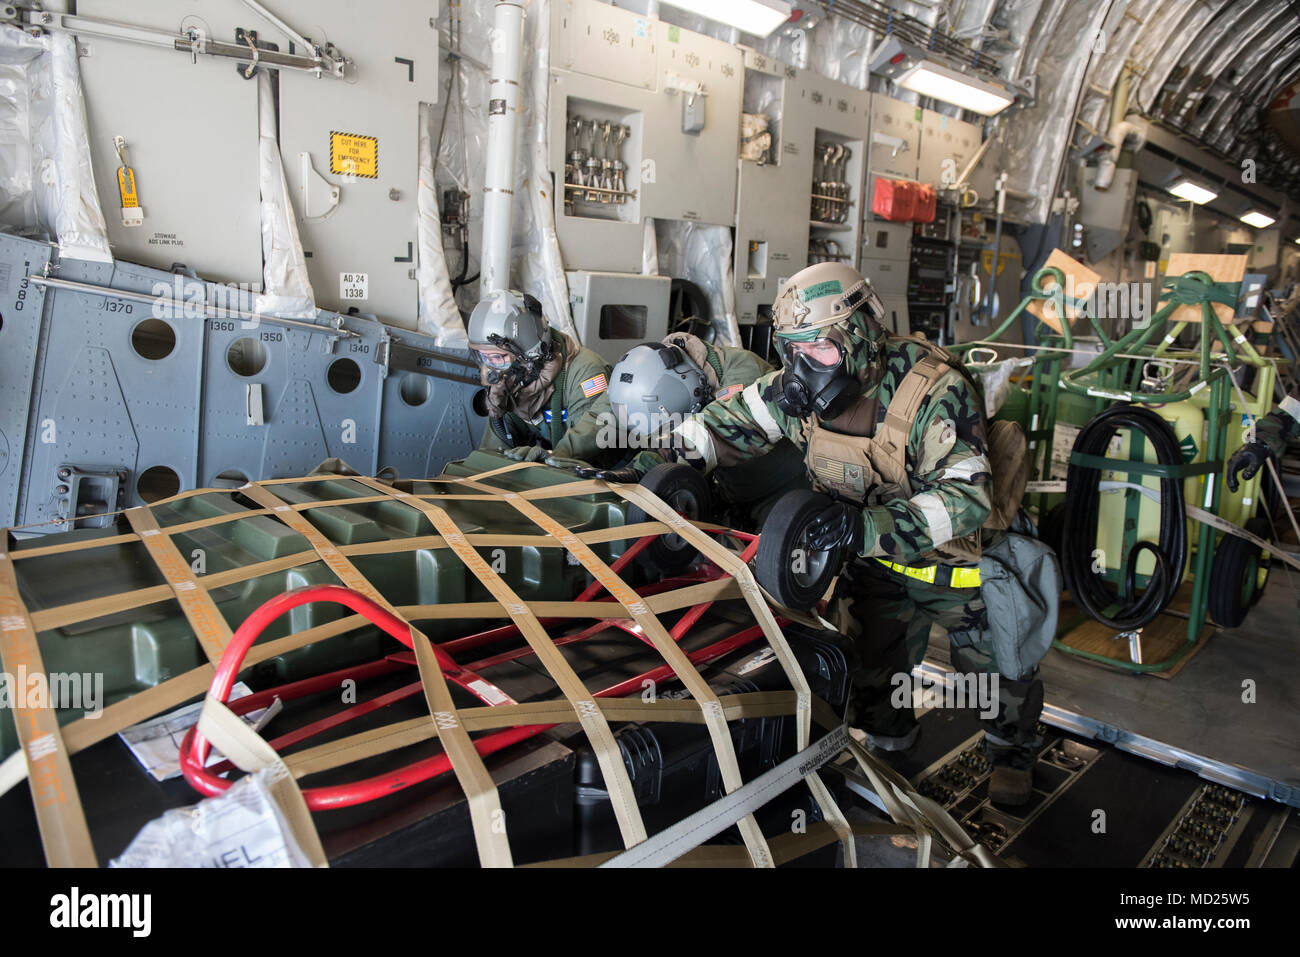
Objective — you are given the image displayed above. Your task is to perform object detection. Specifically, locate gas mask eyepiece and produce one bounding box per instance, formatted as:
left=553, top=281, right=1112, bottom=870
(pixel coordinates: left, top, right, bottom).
left=776, top=336, right=859, bottom=419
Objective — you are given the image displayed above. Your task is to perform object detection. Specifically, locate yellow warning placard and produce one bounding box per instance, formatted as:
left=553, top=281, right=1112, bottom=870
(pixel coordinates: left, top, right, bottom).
left=330, top=131, right=378, bottom=179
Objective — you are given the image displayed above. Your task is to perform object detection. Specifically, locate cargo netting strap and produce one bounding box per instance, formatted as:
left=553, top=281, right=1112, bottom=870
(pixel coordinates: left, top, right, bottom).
left=1, top=460, right=999, bottom=868
left=235, top=481, right=517, bottom=867
left=611, top=478, right=858, bottom=867
left=0, top=540, right=97, bottom=867
left=194, top=694, right=328, bottom=868
left=348, top=475, right=652, bottom=858
left=124, top=505, right=233, bottom=665
left=451, top=474, right=777, bottom=867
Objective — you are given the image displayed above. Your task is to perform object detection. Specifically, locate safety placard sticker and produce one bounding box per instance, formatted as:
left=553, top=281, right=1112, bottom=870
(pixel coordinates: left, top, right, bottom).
left=340, top=272, right=369, bottom=301
left=329, top=131, right=378, bottom=179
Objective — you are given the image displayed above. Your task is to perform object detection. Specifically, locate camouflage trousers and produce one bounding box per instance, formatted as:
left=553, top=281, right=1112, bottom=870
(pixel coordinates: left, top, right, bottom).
left=828, top=557, right=1044, bottom=769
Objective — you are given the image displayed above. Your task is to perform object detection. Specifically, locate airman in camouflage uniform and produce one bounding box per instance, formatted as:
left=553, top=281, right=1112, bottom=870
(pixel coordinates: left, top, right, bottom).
left=469, top=289, right=617, bottom=468
left=611, top=332, right=809, bottom=527
left=1227, top=393, right=1300, bottom=491
left=595, top=262, right=1043, bottom=804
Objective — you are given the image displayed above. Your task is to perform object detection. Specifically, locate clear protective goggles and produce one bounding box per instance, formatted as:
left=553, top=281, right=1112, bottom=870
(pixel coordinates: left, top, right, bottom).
left=780, top=336, right=845, bottom=369
left=473, top=348, right=516, bottom=370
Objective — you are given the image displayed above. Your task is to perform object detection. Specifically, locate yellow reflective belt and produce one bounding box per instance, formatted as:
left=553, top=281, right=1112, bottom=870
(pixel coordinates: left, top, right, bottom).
left=875, top=558, right=981, bottom=589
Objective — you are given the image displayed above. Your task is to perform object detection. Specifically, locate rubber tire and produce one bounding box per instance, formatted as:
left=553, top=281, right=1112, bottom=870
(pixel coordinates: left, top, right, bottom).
left=1208, top=517, right=1272, bottom=628
left=625, top=463, right=712, bottom=576
left=755, top=489, right=844, bottom=610
left=1036, top=503, right=1067, bottom=559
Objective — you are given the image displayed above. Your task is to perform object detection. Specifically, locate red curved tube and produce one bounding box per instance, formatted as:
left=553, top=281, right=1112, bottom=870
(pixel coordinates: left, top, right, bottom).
left=181, top=530, right=774, bottom=811
left=181, top=584, right=516, bottom=808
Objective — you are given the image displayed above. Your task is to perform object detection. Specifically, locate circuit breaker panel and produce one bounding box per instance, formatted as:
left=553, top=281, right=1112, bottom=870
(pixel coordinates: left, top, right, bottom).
left=732, top=51, right=869, bottom=325
left=548, top=0, right=743, bottom=273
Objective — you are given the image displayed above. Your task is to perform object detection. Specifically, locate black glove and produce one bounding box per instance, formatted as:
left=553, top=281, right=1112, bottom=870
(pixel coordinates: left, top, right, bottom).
left=1226, top=441, right=1269, bottom=492
left=805, top=501, right=866, bottom=554
left=574, top=466, right=643, bottom=483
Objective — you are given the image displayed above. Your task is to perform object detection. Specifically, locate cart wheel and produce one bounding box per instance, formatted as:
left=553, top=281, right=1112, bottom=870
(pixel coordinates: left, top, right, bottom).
left=755, top=489, right=844, bottom=610
left=625, top=463, right=712, bottom=576
left=1208, top=517, right=1272, bottom=628
left=1036, top=503, right=1067, bottom=558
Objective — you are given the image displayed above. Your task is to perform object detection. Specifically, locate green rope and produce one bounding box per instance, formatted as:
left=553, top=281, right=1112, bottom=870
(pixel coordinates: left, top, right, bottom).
left=703, top=343, right=726, bottom=384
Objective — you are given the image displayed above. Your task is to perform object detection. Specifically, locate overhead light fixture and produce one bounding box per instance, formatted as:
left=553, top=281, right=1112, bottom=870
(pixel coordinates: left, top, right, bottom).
left=658, top=0, right=792, bottom=38
left=869, top=36, right=1015, bottom=116
left=1166, top=178, right=1218, bottom=205
left=1239, top=210, right=1276, bottom=228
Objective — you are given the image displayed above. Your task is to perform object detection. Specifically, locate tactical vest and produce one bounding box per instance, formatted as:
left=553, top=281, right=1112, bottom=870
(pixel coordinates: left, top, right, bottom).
left=802, top=338, right=1029, bottom=564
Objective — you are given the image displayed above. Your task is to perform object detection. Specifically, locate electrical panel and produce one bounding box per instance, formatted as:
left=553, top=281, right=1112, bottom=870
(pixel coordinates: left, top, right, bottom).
left=866, top=94, right=921, bottom=217
left=859, top=222, right=912, bottom=336
left=549, top=0, right=743, bottom=273
left=563, top=105, right=641, bottom=222
left=733, top=51, right=804, bottom=325
left=907, top=235, right=951, bottom=341
left=732, top=51, right=869, bottom=325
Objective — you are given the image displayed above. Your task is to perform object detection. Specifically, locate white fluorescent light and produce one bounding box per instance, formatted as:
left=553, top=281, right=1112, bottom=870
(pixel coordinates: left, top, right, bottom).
left=1239, top=211, right=1276, bottom=228
left=659, top=0, right=792, bottom=38
left=1167, top=179, right=1218, bottom=204
left=895, top=62, right=1015, bottom=116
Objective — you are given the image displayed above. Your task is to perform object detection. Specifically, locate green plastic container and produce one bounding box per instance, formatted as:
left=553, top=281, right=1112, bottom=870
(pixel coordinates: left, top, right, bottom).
left=1, top=451, right=633, bottom=759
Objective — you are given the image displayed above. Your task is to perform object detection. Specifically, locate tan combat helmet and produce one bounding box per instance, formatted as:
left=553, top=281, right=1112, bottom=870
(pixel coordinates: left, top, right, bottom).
left=772, top=262, right=886, bottom=338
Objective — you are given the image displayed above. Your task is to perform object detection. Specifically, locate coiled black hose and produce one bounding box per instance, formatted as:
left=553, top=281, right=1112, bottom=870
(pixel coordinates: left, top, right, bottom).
left=1061, top=405, right=1188, bottom=630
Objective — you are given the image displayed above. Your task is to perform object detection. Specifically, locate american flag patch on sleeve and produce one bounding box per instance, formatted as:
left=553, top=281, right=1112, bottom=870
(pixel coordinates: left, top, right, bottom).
left=715, top=383, right=743, bottom=401
left=581, top=374, right=608, bottom=397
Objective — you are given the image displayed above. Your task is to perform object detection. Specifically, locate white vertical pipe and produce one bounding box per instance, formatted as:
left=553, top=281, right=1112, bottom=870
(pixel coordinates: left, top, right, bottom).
left=480, top=1, right=526, bottom=296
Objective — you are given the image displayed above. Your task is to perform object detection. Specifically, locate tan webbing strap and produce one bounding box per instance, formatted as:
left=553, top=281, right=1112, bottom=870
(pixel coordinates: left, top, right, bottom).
left=25, top=566, right=733, bottom=634
left=4, top=613, right=375, bottom=796
left=459, top=478, right=777, bottom=869
left=283, top=692, right=800, bottom=779
left=0, top=545, right=97, bottom=866
left=349, top=476, right=650, bottom=850
left=239, top=481, right=521, bottom=867
left=408, top=626, right=513, bottom=867
left=439, top=460, right=541, bottom=483
left=529, top=821, right=909, bottom=868
left=875, top=355, right=949, bottom=497
left=124, top=506, right=232, bottom=664
left=0, top=612, right=391, bottom=801
left=612, top=481, right=857, bottom=865
left=840, top=733, right=1001, bottom=869
left=196, top=696, right=327, bottom=867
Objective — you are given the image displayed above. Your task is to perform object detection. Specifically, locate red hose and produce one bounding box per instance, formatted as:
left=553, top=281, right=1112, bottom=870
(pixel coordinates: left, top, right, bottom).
left=180, top=585, right=517, bottom=807
left=180, top=527, right=776, bottom=811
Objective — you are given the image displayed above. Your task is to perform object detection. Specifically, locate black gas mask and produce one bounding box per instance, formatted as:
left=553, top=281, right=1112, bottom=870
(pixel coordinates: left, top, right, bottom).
left=478, top=329, right=553, bottom=388
left=775, top=336, right=859, bottom=420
